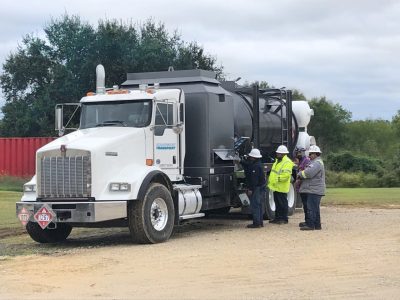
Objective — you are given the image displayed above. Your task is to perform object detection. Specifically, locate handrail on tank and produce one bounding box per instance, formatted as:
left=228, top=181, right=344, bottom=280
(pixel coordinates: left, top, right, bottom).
left=286, top=90, right=293, bottom=157
left=252, top=84, right=260, bottom=149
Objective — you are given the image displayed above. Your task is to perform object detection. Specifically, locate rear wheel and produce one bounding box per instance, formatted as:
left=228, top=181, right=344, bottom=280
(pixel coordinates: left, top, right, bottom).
left=287, top=184, right=296, bottom=216
left=265, top=183, right=296, bottom=219
left=128, top=183, right=175, bottom=244
left=26, top=222, right=72, bottom=243
left=265, top=188, right=275, bottom=220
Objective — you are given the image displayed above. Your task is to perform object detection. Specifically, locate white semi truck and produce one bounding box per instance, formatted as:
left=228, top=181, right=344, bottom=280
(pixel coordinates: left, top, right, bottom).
left=16, top=65, right=314, bottom=244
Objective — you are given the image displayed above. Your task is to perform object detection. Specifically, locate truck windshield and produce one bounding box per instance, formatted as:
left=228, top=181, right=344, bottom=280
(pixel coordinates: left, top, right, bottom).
left=80, top=100, right=152, bottom=129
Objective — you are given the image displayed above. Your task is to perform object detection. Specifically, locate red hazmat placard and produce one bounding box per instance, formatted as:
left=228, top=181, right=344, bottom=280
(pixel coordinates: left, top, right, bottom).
left=17, top=207, right=32, bottom=226
left=34, top=205, right=56, bottom=229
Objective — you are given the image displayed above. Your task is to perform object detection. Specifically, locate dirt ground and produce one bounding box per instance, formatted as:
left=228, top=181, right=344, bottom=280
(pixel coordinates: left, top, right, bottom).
left=0, top=206, right=399, bottom=300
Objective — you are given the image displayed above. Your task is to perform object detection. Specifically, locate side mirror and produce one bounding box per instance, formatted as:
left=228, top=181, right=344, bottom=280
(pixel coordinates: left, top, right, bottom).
left=55, top=103, right=80, bottom=137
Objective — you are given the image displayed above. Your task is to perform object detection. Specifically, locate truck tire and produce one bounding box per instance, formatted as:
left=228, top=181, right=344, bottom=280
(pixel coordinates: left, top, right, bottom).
left=287, top=183, right=296, bottom=216
left=26, top=222, right=72, bottom=243
left=265, top=188, right=275, bottom=220
left=265, top=183, right=296, bottom=219
left=128, top=183, right=175, bottom=244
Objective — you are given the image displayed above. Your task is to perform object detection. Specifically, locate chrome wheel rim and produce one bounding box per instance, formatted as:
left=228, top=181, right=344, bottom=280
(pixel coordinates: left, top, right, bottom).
left=150, top=198, right=168, bottom=231
left=288, top=184, right=295, bottom=208
left=269, top=190, right=276, bottom=211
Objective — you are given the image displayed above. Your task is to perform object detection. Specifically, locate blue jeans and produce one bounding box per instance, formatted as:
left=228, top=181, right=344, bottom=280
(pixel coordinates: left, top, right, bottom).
left=250, top=186, right=265, bottom=226
left=300, top=193, right=309, bottom=223
left=306, top=193, right=322, bottom=228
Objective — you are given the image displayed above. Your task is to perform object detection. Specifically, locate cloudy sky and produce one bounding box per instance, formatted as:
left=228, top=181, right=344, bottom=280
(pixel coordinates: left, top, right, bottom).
left=0, top=0, right=399, bottom=120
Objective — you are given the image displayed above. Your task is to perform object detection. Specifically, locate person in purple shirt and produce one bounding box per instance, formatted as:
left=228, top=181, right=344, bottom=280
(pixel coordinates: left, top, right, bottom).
left=293, top=147, right=311, bottom=227
left=297, top=145, right=326, bottom=230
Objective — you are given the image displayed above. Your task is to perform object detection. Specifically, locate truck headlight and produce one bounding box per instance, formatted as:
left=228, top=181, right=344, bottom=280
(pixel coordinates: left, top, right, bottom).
left=109, top=183, right=131, bottom=192
left=23, top=184, right=36, bottom=192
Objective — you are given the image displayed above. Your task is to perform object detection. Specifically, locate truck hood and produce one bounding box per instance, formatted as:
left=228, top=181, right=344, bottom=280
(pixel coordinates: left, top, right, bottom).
left=35, top=127, right=151, bottom=201
left=38, top=127, right=144, bottom=153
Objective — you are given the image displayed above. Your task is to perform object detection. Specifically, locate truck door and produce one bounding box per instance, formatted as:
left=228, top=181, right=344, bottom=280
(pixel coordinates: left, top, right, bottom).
left=153, top=100, right=181, bottom=180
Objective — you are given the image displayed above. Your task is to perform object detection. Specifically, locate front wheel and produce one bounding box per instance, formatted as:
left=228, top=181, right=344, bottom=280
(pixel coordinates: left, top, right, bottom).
left=26, top=222, right=72, bottom=243
left=128, top=183, right=175, bottom=244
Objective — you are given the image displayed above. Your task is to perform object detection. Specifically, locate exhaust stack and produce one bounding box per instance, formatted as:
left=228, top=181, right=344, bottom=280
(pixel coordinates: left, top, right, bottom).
left=96, top=64, right=106, bottom=94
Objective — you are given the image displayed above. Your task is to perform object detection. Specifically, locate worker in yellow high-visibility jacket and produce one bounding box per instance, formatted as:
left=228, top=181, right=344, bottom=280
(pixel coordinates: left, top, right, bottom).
left=268, top=145, right=294, bottom=224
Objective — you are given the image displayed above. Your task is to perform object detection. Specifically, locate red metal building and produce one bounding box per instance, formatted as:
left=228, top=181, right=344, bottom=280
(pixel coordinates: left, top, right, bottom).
left=0, top=137, right=55, bottom=177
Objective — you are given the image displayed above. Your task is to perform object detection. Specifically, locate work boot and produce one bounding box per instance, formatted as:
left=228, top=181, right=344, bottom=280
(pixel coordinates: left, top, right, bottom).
left=299, top=222, right=307, bottom=227
left=246, top=224, right=261, bottom=228
left=300, top=225, right=315, bottom=231
left=269, top=219, right=280, bottom=224
left=315, top=225, right=322, bottom=230
left=278, top=220, right=288, bottom=224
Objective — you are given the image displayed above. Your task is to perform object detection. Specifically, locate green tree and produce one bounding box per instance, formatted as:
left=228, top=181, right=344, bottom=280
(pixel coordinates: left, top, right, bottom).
left=344, top=119, right=396, bottom=159
left=0, top=15, right=223, bottom=137
left=308, top=97, right=352, bottom=153
left=242, top=80, right=271, bottom=89
left=292, top=89, right=306, bottom=101
left=392, top=110, right=400, bottom=138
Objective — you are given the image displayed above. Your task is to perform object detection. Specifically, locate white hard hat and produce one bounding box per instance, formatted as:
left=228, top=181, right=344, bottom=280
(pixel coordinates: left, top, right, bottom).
left=309, top=145, right=322, bottom=153
left=276, top=145, right=289, bottom=154
left=248, top=148, right=262, bottom=158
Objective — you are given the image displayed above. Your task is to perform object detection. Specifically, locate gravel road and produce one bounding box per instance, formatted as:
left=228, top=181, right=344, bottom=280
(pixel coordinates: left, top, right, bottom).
left=1, top=206, right=399, bottom=299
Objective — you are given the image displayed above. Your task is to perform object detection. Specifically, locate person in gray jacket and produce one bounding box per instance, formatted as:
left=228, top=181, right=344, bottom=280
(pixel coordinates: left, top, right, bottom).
left=297, top=145, right=326, bottom=230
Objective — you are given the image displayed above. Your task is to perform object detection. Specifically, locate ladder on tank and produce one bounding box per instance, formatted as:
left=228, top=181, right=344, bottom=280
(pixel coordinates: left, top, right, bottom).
left=227, top=84, right=295, bottom=158
left=250, top=85, right=294, bottom=156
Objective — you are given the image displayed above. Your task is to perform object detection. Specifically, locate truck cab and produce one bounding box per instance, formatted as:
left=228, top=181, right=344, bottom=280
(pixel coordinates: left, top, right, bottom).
left=17, top=67, right=196, bottom=244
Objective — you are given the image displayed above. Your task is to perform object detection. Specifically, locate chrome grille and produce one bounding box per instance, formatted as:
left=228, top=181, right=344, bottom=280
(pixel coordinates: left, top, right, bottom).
left=39, top=155, right=91, bottom=198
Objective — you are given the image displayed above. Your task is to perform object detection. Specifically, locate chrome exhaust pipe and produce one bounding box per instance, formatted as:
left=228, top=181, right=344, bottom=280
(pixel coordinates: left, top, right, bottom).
left=96, top=64, right=106, bottom=94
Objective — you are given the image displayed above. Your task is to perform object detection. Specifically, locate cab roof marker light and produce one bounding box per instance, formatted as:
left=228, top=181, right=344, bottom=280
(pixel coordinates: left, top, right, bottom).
left=146, top=88, right=155, bottom=94
left=106, top=89, right=129, bottom=95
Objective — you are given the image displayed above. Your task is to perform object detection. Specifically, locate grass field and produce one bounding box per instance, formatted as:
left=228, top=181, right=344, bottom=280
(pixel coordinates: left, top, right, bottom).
left=324, top=188, right=400, bottom=207
left=0, top=176, right=27, bottom=192
left=0, top=191, right=23, bottom=238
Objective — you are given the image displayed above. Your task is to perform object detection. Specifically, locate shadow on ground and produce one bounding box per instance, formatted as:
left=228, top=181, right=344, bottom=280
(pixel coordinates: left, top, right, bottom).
left=0, top=211, right=250, bottom=257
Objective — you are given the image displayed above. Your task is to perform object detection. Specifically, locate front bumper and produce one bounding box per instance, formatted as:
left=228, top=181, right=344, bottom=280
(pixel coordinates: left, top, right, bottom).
left=16, top=201, right=127, bottom=223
